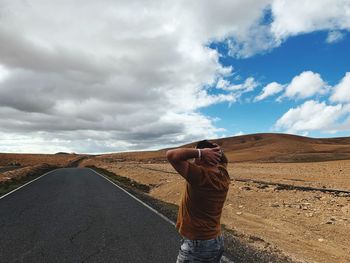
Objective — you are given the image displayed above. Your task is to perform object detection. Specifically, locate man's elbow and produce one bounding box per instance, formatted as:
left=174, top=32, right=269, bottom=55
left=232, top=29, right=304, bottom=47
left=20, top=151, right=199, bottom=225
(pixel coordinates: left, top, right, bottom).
left=166, top=149, right=181, bottom=163
left=166, top=150, right=175, bottom=162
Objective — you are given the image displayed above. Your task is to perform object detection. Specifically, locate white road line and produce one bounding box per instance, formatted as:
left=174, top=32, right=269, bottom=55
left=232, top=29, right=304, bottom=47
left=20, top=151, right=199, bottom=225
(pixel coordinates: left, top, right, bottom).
left=0, top=169, right=58, bottom=200
left=90, top=168, right=176, bottom=226
left=89, top=168, right=234, bottom=263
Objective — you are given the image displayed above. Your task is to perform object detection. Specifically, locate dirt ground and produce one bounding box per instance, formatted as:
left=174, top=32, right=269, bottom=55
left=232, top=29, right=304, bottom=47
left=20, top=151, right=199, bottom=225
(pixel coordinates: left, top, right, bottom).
left=0, top=153, right=81, bottom=183
left=0, top=153, right=81, bottom=167
left=81, top=157, right=350, bottom=263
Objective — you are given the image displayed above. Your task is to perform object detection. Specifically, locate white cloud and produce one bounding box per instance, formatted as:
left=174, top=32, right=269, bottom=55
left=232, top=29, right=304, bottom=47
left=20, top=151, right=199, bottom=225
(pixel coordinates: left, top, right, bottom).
left=233, top=131, right=244, bottom=136
left=330, top=72, right=350, bottom=103
left=1, top=0, right=349, bottom=153
left=0, top=0, right=273, bottom=153
left=254, top=82, right=284, bottom=101
left=283, top=71, right=328, bottom=100
left=227, top=0, right=350, bottom=58
left=326, top=31, right=346, bottom=43
left=337, top=104, right=350, bottom=131
left=227, top=24, right=281, bottom=58
left=271, top=0, right=350, bottom=40
left=274, top=100, right=345, bottom=133
left=0, top=64, right=9, bottom=82
left=216, top=77, right=259, bottom=103
left=274, top=72, right=350, bottom=134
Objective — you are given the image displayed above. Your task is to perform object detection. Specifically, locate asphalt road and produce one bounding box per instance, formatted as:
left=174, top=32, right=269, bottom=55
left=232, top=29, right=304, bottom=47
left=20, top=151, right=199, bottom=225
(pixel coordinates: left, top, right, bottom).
left=0, top=168, right=181, bottom=263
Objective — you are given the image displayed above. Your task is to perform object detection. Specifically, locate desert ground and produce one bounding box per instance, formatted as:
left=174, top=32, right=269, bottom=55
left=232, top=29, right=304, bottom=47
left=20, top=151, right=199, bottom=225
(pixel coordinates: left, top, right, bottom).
left=1, top=133, right=350, bottom=262
left=80, top=134, right=350, bottom=263
left=0, top=153, right=83, bottom=183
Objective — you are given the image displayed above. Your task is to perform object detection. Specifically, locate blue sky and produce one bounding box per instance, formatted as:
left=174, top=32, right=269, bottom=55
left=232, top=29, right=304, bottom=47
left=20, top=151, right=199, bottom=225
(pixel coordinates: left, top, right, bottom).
left=202, top=30, right=350, bottom=139
left=0, top=0, right=349, bottom=153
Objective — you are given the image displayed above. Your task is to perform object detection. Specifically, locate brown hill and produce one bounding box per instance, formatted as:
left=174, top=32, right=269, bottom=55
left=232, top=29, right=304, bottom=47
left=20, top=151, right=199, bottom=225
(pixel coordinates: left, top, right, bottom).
left=202, top=133, right=350, bottom=162
left=100, top=133, right=350, bottom=163
left=0, top=153, right=84, bottom=167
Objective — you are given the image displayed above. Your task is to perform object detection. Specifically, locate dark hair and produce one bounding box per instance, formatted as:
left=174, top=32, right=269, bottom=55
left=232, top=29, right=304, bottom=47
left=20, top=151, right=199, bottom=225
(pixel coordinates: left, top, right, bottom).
left=195, top=140, right=228, bottom=165
left=196, top=140, right=216, bottom=149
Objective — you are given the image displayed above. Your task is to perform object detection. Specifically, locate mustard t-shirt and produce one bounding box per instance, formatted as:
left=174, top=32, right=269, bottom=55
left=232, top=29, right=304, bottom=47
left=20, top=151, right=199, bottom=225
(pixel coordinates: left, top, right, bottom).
left=175, top=162, right=230, bottom=240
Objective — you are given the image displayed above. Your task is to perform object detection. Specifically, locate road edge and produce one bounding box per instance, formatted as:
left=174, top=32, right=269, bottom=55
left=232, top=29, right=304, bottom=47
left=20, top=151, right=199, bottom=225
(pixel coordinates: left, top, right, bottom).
left=89, top=168, right=233, bottom=263
left=0, top=169, right=59, bottom=200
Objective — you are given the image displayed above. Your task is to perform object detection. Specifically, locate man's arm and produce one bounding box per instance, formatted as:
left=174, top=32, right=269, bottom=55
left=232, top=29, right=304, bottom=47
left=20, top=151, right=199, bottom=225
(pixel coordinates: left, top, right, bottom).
left=166, top=147, right=221, bottom=178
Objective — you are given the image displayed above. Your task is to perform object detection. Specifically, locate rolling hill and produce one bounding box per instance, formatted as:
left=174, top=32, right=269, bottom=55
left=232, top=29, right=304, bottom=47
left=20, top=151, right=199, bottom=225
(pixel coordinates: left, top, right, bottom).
left=99, top=133, right=350, bottom=163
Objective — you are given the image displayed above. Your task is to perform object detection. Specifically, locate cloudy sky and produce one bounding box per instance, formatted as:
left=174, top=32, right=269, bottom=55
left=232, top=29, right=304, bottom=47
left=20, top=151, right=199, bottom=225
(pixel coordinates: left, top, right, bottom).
left=0, top=0, right=350, bottom=153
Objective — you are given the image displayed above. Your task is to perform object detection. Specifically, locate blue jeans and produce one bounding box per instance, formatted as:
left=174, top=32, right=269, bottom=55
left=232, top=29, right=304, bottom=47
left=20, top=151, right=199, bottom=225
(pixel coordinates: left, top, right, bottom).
left=176, top=235, right=224, bottom=263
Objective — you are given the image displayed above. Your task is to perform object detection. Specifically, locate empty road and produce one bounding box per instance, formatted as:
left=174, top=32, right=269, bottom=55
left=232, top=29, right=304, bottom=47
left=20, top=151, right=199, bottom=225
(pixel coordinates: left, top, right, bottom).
left=0, top=168, right=181, bottom=262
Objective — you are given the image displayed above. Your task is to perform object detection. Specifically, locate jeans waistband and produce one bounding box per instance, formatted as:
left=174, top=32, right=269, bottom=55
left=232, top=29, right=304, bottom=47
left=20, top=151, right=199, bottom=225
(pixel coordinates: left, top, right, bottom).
left=182, top=235, right=223, bottom=245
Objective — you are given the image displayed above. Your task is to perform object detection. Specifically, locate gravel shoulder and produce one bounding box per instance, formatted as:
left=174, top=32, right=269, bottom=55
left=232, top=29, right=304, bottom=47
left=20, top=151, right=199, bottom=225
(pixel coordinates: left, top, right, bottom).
left=82, top=158, right=350, bottom=263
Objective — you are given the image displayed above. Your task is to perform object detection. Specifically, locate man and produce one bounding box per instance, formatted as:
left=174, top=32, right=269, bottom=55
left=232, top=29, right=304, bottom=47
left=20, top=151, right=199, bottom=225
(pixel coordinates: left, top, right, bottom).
left=166, top=140, right=230, bottom=263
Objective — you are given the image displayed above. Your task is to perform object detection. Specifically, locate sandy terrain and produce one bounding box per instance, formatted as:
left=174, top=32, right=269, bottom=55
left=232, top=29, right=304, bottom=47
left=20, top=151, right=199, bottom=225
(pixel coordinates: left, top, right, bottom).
left=229, top=161, right=350, bottom=190
left=0, top=153, right=83, bottom=183
left=2, top=133, right=350, bottom=262
left=0, top=153, right=81, bottom=167
left=80, top=156, right=350, bottom=263
left=0, top=164, right=51, bottom=182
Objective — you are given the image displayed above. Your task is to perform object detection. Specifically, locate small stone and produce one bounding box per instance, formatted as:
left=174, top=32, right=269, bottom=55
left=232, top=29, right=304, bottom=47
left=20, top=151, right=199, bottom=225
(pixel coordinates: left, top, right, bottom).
left=341, top=205, right=350, bottom=216
left=318, top=238, right=325, bottom=242
left=256, top=184, right=268, bottom=189
left=238, top=205, right=244, bottom=208
left=305, top=213, right=313, bottom=217
left=236, top=212, right=242, bottom=215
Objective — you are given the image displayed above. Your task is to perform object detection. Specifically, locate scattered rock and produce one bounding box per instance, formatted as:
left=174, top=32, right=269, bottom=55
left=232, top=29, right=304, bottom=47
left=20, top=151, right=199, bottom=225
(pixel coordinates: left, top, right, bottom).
left=337, top=193, right=350, bottom=197
left=318, top=238, right=325, bottom=242
left=256, top=184, right=269, bottom=189
left=305, top=213, right=313, bottom=217
left=341, top=205, right=350, bottom=216
left=239, top=186, right=252, bottom=191
left=236, top=212, right=242, bottom=215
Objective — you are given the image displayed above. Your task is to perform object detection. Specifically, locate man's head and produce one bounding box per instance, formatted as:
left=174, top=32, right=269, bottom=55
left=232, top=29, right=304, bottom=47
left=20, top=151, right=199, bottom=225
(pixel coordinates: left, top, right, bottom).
left=195, top=140, right=228, bottom=167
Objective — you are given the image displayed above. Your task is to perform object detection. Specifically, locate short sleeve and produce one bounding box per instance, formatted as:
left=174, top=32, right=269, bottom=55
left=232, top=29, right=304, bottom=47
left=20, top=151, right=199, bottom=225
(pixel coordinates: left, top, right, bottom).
left=185, top=162, right=206, bottom=186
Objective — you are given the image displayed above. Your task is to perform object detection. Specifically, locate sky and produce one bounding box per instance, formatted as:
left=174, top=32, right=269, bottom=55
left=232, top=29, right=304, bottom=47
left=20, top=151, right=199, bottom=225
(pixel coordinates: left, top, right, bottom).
left=0, top=0, right=349, bottom=154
